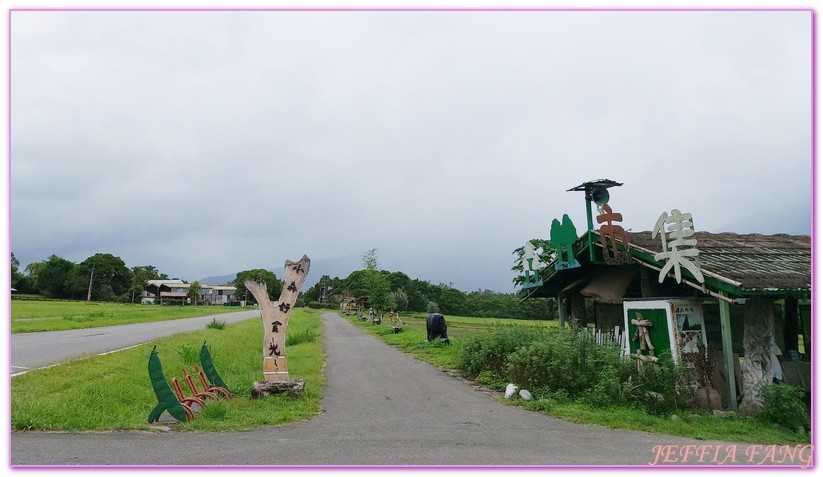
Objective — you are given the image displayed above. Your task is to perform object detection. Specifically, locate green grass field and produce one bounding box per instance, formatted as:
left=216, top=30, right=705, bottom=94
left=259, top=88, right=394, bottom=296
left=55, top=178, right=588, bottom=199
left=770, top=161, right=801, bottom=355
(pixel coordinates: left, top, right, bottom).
left=11, top=306, right=807, bottom=444
left=11, top=309, right=324, bottom=432
left=342, top=311, right=552, bottom=369
left=11, top=301, right=246, bottom=334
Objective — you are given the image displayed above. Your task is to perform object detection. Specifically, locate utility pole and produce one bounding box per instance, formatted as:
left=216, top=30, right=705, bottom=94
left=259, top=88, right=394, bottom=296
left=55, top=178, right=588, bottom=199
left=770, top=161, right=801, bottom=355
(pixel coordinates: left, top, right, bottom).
left=86, top=256, right=96, bottom=302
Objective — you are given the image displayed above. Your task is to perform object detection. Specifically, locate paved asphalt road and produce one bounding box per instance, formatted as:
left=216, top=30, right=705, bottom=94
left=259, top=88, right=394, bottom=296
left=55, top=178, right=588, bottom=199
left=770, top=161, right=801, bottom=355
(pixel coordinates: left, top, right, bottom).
left=12, top=312, right=770, bottom=467
left=11, top=310, right=260, bottom=376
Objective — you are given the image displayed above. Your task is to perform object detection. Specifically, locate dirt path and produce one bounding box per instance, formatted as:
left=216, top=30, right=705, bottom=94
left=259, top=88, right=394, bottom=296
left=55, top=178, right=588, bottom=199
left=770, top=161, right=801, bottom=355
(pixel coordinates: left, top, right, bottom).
left=12, top=312, right=746, bottom=466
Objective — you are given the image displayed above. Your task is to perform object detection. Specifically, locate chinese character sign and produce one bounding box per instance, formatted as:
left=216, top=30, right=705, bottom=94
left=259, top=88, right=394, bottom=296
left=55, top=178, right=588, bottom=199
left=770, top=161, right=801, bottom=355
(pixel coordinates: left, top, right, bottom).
left=651, top=210, right=705, bottom=284
left=521, top=241, right=544, bottom=288
left=596, top=203, right=632, bottom=265
left=245, top=255, right=311, bottom=383
left=550, top=214, right=580, bottom=270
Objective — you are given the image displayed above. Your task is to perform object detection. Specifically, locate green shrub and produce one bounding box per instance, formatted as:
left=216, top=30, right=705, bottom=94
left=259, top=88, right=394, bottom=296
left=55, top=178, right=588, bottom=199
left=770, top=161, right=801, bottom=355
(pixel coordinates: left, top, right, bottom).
left=585, top=361, right=640, bottom=408
left=757, top=383, right=809, bottom=431
left=458, top=324, right=547, bottom=378
left=633, top=354, right=694, bottom=414
left=504, top=331, right=623, bottom=398
left=475, top=370, right=508, bottom=390
left=307, top=301, right=322, bottom=309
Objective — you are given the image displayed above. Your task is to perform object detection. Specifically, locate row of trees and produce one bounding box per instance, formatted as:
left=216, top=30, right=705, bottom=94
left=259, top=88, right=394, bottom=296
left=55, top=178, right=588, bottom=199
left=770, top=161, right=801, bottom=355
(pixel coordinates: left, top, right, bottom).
left=12, top=252, right=153, bottom=302
left=300, top=249, right=555, bottom=320
left=11, top=252, right=286, bottom=305
left=12, top=249, right=554, bottom=320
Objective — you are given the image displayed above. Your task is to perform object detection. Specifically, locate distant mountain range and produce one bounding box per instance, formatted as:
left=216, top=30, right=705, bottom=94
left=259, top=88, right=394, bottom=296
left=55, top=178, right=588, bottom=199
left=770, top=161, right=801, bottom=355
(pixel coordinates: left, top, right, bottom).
left=199, top=254, right=363, bottom=288
left=714, top=202, right=811, bottom=236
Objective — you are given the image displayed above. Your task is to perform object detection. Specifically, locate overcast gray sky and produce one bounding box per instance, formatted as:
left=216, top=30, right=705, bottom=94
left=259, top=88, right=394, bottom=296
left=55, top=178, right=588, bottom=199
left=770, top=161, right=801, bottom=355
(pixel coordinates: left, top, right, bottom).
left=10, top=9, right=812, bottom=292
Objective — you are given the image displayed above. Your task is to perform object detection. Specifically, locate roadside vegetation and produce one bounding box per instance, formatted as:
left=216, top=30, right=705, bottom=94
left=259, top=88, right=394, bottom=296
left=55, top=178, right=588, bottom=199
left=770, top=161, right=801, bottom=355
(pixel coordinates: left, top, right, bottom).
left=11, top=301, right=246, bottom=334
left=12, top=303, right=808, bottom=444
left=11, top=309, right=324, bottom=432
left=344, top=311, right=810, bottom=445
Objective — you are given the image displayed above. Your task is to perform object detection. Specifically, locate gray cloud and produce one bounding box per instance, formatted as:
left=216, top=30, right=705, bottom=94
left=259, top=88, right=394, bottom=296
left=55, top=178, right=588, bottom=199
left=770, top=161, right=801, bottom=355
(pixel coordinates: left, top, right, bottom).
left=11, top=10, right=812, bottom=291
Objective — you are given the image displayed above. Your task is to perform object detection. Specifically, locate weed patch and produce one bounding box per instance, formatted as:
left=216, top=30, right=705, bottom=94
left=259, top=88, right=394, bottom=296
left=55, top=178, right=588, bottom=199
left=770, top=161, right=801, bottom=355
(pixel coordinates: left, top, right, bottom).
left=177, top=344, right=199, bottom=365
left=206, top=318, right=226, bottom=330
left=286, top=327, right=318, bottom=346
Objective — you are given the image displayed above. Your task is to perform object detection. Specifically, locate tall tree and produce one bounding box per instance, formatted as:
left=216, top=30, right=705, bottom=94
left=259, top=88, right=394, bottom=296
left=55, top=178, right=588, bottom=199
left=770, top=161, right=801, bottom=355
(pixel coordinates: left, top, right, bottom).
left=233, top=269, right=283, bottom=304
left=66, top=253, right=131, bottom=301
left=362, top=248, right=380, bottom=271
left=35, top=255, right=76, bottom=298
left=391, top=288, right=408, bottom=311
left=437, top=286, right=467, bottom=316
left=188, top=281, right=202, bottom=305
left=11, top=253, right=23, bottom=290
left=128, top=265, right=161, bottom=303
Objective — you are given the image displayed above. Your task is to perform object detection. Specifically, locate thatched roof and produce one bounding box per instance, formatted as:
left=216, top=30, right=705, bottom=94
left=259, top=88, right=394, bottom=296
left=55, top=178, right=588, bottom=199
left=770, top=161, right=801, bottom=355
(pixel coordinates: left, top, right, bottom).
left=623, top=231, right=811, bottom=292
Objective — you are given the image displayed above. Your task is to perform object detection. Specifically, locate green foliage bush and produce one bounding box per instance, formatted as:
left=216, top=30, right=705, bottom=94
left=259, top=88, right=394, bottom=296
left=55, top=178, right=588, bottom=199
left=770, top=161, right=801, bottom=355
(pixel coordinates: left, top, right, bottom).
left=633, top=353, right=694, bottom=414
left=307, top=301, right=322, bottom=309
left=459, top=325, right=695, bottom=415
left=504, top=331, right=623, bottom=398
left=475, top=370, right=508, bottom=390
left=458, top=324, right=548, bottom=378
left=757, top=383, right=809, bottom=431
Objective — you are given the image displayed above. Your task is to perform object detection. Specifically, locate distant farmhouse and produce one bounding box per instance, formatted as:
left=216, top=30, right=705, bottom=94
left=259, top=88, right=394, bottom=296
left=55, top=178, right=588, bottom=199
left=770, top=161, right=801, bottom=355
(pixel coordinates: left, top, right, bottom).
left=143, top=279, right=237, bottom=306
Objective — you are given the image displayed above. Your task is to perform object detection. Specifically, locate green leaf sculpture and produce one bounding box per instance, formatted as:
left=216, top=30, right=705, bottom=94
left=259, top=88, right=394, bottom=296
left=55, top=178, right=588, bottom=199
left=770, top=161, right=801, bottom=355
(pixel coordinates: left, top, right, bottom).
left=148, top=346, right=190, bottom=423
left=200, top=341, right=231, bottom=392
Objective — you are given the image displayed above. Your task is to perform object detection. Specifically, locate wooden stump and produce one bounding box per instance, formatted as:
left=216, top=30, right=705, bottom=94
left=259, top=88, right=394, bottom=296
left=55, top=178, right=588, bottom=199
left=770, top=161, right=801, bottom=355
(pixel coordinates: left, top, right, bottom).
left=251, top=379, right=305, bottom=399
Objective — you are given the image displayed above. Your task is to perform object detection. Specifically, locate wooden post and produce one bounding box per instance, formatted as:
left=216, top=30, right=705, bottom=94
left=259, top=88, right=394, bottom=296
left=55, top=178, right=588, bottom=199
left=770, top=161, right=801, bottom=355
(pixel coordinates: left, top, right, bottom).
left=557, top=294, right=566, bottom=329
left=718, top=295, right=738, bottom=410
left=245, top=255, right=310, bottom=384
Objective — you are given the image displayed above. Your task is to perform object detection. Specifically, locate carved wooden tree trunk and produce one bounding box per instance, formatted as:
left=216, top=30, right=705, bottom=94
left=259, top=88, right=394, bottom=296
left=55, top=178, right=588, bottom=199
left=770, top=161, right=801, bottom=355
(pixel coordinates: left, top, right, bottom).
left=739, top=296, right=775, bottom=415
left=245, top=255, right=310, bottom=384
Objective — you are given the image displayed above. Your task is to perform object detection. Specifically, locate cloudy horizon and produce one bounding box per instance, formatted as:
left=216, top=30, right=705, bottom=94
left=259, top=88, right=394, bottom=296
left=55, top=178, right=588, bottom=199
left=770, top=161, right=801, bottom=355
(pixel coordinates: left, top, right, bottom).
left=10, top=9, right=812, bottom=292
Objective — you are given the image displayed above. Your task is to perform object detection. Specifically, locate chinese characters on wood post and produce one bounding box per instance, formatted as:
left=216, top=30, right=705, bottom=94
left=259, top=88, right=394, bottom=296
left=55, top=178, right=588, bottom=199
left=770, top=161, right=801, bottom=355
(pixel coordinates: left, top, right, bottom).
left=245, top=255, right=311, bottom=384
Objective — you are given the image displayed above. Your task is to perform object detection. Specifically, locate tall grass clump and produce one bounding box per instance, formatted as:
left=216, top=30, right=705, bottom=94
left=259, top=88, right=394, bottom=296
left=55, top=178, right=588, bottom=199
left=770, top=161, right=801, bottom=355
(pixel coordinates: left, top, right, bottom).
left=206, top=318, right=226, bottom=330
left=286, top=327, right=318, bottom=347
left=177, top=344, right=199, bottom=365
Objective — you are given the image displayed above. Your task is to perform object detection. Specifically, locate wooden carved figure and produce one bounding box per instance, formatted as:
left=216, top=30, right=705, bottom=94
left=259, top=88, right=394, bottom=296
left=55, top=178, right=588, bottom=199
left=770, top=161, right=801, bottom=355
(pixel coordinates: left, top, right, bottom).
left=245, top=255, right=311, bottom=383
